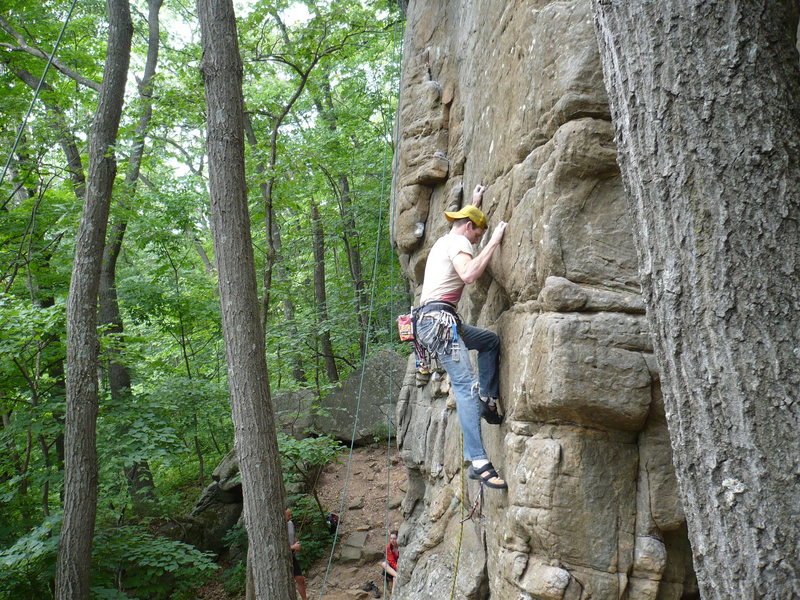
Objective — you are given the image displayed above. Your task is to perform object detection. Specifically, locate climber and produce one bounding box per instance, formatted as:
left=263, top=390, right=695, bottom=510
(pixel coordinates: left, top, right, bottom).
left=285, top=508, right=308, bottom=600
left=415, top=183, right=508, bottom=490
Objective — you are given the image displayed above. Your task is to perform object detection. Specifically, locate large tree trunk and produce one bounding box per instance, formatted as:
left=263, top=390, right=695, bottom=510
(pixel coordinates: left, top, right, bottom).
left=592, top=2, right=800, bottom=598
left=196, top=1, right=293, bottom=599
left=311, top=199, right=340, bottom=383
left=56, top=0, right=132, bottom=598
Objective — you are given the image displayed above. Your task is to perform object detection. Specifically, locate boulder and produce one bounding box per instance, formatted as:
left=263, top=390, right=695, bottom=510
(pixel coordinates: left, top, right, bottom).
left=314, top=349, right=407, bottom=445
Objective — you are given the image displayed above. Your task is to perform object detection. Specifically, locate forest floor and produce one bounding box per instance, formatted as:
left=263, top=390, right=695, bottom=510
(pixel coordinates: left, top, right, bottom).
left=197, top=442, right=407, bottom=600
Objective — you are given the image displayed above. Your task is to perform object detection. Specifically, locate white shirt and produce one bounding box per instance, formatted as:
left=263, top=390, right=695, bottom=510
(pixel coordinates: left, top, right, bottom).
left=419, top=232, right=474, bottom=305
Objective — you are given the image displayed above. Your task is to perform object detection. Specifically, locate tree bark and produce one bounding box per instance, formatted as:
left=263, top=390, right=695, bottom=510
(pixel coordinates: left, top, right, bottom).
left=314, top=77, right=369, bottom=357
left=196, top=1, right=293, bottom=599
left=311, top=199, right=340, bottom=383
left=56, top=0, right=132, bottom=598
left=592, top=2, right=800, bottom=598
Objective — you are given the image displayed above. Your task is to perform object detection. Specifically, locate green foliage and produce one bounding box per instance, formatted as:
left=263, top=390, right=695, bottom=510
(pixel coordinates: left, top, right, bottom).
left=0, top=515, right=60, bottom=600
left=221, top=559, right=247, bottom=596
left=91, top=526, right=218, bottom=600
left=0, top=517, right=217, bottom=600
left=278, top=432, right=344, bottom=487
left=0, top=0, right=405, bottom=596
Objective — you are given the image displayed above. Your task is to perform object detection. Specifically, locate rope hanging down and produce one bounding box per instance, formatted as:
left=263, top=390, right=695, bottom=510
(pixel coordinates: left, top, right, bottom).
left=318, top=14, right=404, bottom=600
left=0, top=0, right=80, bottom=190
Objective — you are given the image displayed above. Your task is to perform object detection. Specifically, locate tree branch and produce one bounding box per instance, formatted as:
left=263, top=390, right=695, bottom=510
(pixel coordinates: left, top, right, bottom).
left=0, top=16, right=102, bottom=92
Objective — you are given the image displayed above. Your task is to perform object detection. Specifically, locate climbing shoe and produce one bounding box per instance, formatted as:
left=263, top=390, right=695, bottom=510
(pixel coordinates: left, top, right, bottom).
left=480, top=397, right=503, bottom=425
left=468, top=462, right=508, bottom=490
left=362, top=581, right=377, bottom=592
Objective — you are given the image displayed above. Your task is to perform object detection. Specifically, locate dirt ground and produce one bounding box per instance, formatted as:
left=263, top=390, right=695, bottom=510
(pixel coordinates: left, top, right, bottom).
left=196, top=442, right=407, bottom=600
left=304, top=441, right=406, bottom=599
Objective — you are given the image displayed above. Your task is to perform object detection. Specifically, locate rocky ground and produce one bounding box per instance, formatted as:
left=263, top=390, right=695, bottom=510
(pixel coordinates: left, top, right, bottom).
left=197, top=442, right=406, bottom=600
left=304, top=441, right=406, bottom=599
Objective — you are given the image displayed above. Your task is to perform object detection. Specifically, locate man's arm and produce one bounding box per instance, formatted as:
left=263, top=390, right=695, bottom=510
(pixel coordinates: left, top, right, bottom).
left=452, top=222, right=507, bottom=284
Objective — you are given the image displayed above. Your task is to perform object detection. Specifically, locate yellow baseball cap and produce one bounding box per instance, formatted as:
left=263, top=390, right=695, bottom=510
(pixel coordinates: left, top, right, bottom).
left=444, top=205, right=487, bottom=229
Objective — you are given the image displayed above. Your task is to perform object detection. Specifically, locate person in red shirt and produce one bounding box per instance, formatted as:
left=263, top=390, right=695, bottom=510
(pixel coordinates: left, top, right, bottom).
left=379, top=530, right=399, bottom=594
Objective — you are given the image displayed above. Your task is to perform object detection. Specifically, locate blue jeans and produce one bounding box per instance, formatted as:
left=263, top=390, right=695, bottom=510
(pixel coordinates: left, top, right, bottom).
left=416, top=315, right=500, bottom=461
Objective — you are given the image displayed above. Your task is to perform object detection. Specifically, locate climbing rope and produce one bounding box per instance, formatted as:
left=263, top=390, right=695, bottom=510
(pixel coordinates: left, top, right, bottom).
left=317, top=19, right=405, bottom=599
left=0, top=0, right=80, bottom=191
left=449, top=436, right=467, bottom=600
left=380, top=18, right=404, bottom=599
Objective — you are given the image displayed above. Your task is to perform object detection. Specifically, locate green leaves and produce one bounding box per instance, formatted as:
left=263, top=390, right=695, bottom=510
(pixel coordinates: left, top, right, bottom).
left=0, top=1, right=407, bottom=596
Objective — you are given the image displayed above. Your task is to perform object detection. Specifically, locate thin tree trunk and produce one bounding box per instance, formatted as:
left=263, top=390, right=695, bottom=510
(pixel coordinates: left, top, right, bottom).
left=243, top=115, right=305, bottom=383
left=56, top=0, right=132, bottom=597
left=336, top=173, right=368, bottom=356
left=196, top=1, right=293, bottom=599
left=315, top=77, right=369, bottom=356
left=592, top=2, right=800, bottom=598
left=7, top=66, right=86, bottom=199
left=311, top=199, right=339, bottom=383
left=98, top=0, right=162, bottom=514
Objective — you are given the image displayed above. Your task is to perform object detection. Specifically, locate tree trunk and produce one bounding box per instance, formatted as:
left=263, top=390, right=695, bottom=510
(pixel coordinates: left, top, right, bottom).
left=196, top=1, right=293, bottom=599
left=311, top=199, right=340, bottom=383
left=336, top=173, right=368, bottom=357
left=313, top=77, right=369, bottom=357
left=592, top=2, right=800, bottom=598
left=243, top=115, right=306, bottom=383
left=98, top=0, right=162, bottom=514
left=7, top=66, right=86, bottom=199
left=56, top=0, right=132, bottom=598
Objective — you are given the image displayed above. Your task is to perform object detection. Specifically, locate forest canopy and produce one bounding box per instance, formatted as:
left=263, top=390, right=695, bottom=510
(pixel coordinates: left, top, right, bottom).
left=0, top=0, right=405, bottom=597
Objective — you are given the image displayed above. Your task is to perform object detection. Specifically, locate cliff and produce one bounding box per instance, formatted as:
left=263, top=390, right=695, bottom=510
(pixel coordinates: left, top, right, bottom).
left=389, top=1, right=698, bottom=599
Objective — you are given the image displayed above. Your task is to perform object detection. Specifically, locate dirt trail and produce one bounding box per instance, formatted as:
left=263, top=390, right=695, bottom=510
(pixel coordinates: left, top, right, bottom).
left=304, top=442, right=406, bottom=599
left=196, top=442, right=406, bottom=600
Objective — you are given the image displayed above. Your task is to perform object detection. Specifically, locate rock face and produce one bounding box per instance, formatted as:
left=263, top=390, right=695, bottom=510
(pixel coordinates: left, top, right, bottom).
left=314, top=349, right=407, bottom=445
left=390, top=1, right=697, bottom=599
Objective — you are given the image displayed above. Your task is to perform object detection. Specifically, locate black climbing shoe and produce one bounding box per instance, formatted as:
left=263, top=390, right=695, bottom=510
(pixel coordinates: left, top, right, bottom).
left=468, top=462, right=508, bottom=489
left=362, top=581, right=377, bottom=592
left=480, top=397, right=503, bottom=425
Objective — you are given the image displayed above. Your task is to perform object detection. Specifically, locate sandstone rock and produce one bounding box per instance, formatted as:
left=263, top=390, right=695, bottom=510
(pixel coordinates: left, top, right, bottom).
left=272, top=388, right=316, bottom=436
left=340, top=546, right=363, bottom=562
left=389, top=1, right=694, bottom=598
left=348, top=496, right=366, bottom=510
left=503, top=311, right=653, bottom=431
left=211, top=448, right=240, bottom=491
left=314, top=349, right=406, bottom=444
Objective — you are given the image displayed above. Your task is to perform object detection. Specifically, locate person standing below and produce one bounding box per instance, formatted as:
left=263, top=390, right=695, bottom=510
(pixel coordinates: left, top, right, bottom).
left=416, top=184, right=508, bottom=489
left=285, top=508, right=308, bottom=600
left=379, top=530, right=400, bottom=594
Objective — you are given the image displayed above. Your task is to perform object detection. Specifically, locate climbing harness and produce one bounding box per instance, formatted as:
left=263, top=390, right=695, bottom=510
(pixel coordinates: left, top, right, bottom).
left=410, top=301, right=465, bottom=378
